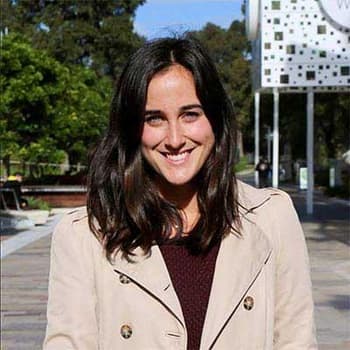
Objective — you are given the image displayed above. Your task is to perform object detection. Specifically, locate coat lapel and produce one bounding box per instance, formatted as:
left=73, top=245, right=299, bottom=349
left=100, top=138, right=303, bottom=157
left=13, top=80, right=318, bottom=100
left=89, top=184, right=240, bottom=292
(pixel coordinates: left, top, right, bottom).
left=110, top=244, right=185, bottom=327
left=200, top=186, right=273, bottom=350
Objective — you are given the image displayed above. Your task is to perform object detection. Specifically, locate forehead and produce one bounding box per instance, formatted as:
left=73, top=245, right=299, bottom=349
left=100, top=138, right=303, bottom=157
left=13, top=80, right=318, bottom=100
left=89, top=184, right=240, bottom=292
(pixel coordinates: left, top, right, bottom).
left=146, top=65, right=199, bottom=106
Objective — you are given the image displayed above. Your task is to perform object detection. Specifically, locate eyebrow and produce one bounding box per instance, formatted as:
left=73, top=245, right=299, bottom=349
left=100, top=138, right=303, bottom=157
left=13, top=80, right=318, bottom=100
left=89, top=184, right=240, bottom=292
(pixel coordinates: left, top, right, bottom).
left=179, top=104, right=203, bottom=112
left=144, top=104, right=203, bottom=116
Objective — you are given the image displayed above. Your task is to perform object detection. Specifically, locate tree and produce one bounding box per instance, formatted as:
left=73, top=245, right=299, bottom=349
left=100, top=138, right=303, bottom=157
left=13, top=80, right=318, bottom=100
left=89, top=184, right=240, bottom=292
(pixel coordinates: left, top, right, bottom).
left=1, top=0, right=145, bottom=78
left=315, top=93, right=350, bottom=162
left=0, top=33, right=111, bottom=176
left=52, top=65, right=111, bottom=167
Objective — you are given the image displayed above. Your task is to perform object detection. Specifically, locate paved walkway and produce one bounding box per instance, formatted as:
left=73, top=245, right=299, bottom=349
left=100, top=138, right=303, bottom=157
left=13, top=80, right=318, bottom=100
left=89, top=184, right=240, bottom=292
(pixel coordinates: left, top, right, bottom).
left=1, top=184, right=349, bottom=349
left=1, top=212, right=65, bottom=350
left=294, top=193, right=350, bottom=350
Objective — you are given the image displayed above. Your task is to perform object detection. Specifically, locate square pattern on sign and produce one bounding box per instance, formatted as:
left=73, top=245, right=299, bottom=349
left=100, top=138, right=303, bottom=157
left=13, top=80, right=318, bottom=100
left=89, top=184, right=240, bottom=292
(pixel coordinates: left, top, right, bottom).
left=252, top=0, right=350, bottom=92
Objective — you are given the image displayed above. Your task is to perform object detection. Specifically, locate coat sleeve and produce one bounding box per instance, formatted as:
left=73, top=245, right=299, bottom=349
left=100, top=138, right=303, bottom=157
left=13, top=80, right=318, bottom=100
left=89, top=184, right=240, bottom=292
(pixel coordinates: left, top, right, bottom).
left=271, top=191, right=318, bottom=349
left=43, top=211, right=99, bottom=350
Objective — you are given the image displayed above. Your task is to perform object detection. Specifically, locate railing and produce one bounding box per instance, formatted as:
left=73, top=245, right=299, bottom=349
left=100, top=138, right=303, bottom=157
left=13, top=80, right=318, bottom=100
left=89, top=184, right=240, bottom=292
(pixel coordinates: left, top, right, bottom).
left=0, top=159, right=87, bottom=180
left=0, top=188, right=21, bottom=211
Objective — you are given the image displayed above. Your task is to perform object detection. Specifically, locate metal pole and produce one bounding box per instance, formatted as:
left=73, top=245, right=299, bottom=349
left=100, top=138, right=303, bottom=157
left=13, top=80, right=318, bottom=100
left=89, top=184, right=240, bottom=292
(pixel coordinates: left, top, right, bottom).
left=254, top=92, right=260, bottom=187
left=307, top=90, right=314, bottom=215
left=267, top=126, right=271, bottom=163
left=272, top=88, right=279, bottom=188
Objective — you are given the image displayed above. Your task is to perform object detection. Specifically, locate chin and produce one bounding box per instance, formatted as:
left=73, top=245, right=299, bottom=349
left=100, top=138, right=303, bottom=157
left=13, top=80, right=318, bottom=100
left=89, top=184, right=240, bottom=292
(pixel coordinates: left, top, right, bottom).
left=163, top=178, right=191, bottom=187
left=153, top=171, right=192, bottom=187
left=161, top=171, right=199, bottom=188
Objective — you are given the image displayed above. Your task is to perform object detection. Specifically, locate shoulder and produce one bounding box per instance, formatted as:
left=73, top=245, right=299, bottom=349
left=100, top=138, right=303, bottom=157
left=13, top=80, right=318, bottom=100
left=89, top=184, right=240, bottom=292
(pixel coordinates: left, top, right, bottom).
left=237, top=181, right=300, bottom=244
left=237, top=180, right=293, bottom=215
left=238, top=182, right=305, bottom=257
left=52, top=206, right=99, bottom=248
left=49, top=208, right=104, bottom=293
left=54, top=206, right=88, bottom=232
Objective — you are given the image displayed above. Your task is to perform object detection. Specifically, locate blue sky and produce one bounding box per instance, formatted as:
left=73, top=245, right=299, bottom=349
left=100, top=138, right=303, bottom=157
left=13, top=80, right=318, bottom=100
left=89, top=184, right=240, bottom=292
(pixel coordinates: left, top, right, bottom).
left=134, top=0, right=243, bottom=39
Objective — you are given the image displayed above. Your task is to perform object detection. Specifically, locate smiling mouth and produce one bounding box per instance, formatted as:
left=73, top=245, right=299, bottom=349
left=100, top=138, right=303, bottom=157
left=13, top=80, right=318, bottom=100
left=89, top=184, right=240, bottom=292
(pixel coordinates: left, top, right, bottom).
left=161, top=149, right=194, bottom=162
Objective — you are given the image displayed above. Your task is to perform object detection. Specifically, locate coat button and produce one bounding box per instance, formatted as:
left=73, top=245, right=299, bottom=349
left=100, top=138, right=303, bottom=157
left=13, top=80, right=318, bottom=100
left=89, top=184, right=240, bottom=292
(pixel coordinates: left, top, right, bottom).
left=120, top=324, right=132, bottom=339
left=243, top=296, right=254, bottom=310
left=119, top=274, right=130, bottom=284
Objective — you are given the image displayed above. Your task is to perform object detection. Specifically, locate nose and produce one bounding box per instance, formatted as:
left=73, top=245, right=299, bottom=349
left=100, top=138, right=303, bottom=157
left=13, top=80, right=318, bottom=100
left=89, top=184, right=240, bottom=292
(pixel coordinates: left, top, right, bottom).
left=165, top=120, right=185, bottom=150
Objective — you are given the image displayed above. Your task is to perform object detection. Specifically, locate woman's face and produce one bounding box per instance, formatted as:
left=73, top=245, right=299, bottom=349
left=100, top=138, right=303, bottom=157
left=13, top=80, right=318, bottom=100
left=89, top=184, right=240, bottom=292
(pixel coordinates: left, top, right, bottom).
left=141, top=64, right=215, bottom=189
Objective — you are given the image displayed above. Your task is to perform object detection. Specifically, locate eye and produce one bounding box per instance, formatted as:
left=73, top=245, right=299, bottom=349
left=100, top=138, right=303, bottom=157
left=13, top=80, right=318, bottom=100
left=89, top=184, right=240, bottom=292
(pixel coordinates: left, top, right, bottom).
left=144, top=114, right=164, bottom=126
left=182, top=110, right=201, bottom=121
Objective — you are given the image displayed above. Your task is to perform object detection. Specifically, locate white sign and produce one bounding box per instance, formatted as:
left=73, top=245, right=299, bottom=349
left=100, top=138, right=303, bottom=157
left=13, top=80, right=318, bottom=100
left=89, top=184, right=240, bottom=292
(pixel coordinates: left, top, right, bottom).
left=329, top=167, right=335, bottom=188
left=299, top=167, right=308, bottom=190
left=319, top=0, right=350, bottom=29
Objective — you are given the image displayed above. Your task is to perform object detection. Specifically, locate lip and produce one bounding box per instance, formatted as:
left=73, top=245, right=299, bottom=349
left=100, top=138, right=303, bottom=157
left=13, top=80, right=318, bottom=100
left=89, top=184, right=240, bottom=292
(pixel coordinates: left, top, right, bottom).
left=159, top=148, right=195, bottom=165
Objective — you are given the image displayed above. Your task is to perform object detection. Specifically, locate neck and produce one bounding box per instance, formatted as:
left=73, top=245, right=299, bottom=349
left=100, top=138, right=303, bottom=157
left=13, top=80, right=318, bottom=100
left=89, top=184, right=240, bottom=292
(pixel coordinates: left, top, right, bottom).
left=156, top=179, right=200, bottom=232
left=158, top=181, right=197, bottom=209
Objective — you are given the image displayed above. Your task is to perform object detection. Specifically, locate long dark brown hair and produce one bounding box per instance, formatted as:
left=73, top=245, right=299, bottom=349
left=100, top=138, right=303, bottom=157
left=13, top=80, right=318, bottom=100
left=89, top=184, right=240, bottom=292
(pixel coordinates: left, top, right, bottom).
left=87, top=35, right=240, bottom=260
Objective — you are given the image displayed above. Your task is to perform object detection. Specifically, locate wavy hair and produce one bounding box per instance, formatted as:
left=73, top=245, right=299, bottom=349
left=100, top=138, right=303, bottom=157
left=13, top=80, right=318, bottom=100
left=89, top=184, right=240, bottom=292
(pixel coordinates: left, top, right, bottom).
left=87, top=35, right=240, bottom=260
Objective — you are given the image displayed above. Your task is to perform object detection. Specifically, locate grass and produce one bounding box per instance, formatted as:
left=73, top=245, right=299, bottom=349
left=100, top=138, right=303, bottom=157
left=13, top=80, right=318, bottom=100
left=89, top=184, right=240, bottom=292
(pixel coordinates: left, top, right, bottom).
left=235, top=156, right=254, bottom=173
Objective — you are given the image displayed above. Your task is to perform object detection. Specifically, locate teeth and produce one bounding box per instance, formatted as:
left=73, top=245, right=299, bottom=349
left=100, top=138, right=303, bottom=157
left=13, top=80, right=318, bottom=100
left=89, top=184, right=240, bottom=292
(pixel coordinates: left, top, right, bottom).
left=166, top=151, right=188, bottom=161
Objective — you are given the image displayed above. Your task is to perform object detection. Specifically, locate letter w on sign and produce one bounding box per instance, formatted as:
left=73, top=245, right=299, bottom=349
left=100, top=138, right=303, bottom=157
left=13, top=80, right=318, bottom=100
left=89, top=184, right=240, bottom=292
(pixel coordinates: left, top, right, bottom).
left=338, top=0, right=350, bottom=9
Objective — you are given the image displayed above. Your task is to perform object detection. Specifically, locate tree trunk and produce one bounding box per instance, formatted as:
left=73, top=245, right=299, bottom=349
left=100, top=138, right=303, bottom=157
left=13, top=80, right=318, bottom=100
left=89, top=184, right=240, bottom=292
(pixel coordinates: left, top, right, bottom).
left=237, top=130, right=244, bottom=159
left=3, top=155, right=10, bottom=178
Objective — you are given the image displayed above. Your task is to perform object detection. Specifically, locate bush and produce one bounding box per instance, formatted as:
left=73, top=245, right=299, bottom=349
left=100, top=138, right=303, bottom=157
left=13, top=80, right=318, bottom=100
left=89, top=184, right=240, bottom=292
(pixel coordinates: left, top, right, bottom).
left=324, top=186, right=350, bottom=200
left=323, top=172, right=350, bottom=200
left=314, top=168, right=329, bottom=187
left=25, top=197, right=51, bottom=211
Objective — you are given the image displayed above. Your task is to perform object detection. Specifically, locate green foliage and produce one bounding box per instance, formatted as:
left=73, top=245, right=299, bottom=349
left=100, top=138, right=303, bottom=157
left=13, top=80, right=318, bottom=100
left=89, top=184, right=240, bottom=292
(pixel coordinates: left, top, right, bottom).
left=0, top=34, right=111, bottom=175
left=0, top=34, right=67, bottom=163
left=25, top=196, right=51, bottom=211
left=235, top=156, right=253, bottom=173
left=51, top=64, right=112, bottom=165
left=0, top=119, right=20, bottom=159
left=1, top=0, right=144, bottom=175
left=1, top=0, right=146, bottom=78
left=314, top=93, right=350, bottom=159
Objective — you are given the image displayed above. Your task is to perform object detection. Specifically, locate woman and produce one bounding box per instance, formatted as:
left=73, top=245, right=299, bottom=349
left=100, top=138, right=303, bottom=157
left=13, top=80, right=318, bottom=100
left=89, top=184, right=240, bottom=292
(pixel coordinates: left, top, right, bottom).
left=44, top=36, right=317, bottom=349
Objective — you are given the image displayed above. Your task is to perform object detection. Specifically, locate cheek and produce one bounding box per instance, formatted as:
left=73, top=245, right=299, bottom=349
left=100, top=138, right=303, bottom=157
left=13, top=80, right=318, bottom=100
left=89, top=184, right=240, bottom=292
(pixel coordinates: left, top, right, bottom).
left=141, top=126, right=163, bottom=149
left=190, top=119, right=215, bottom=147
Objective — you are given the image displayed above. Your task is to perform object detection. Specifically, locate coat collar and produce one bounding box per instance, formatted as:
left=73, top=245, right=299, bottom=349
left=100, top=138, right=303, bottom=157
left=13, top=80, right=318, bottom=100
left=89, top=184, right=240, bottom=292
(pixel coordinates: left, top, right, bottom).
left=236, top=180, right=272, bottom=217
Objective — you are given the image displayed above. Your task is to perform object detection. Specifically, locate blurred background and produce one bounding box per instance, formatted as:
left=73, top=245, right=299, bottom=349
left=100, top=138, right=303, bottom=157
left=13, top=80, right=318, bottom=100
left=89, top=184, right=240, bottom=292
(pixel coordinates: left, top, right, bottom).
left=0, top=0, right=349, bottom=208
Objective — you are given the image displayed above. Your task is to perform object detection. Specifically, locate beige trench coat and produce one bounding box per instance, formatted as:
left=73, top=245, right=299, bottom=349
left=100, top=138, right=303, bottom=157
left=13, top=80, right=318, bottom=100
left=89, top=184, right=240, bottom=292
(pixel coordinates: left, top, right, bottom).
left=43, top=181, right=317, bottom=349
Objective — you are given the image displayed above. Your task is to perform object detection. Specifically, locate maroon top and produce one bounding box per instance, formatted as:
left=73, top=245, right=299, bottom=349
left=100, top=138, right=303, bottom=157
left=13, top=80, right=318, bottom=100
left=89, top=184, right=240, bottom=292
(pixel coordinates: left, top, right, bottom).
left=159, top=242, right=220, bottom=350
